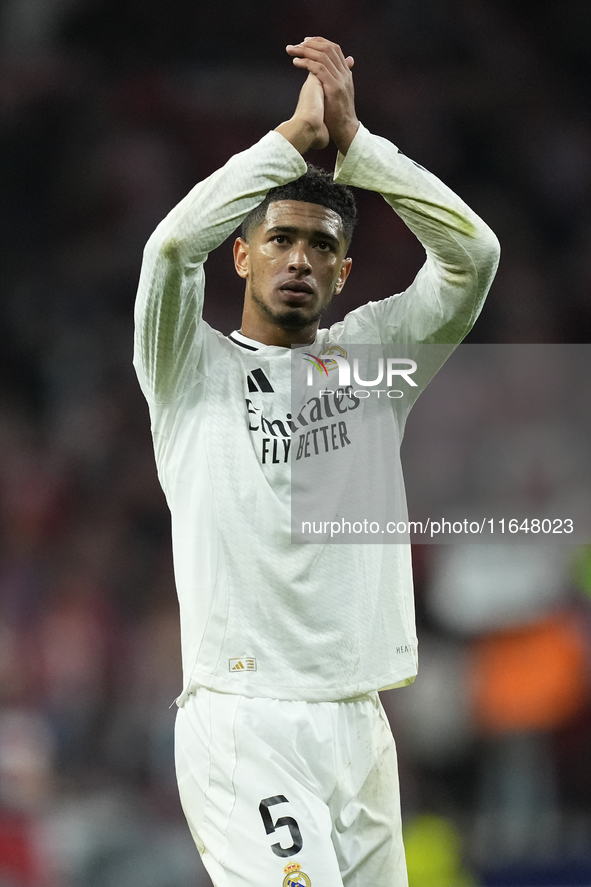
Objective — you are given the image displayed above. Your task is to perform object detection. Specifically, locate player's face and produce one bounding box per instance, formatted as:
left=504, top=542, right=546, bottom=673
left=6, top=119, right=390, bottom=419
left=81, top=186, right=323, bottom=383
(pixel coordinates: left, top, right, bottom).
left=235, top=200, right=352, bottom=334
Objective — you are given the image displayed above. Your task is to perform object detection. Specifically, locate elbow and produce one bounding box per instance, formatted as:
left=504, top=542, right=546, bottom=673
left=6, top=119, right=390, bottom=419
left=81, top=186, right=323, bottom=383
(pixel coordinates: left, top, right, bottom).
left=160, top=236, right=182, bottom=264
left=443, top=225, right=501, bottom=294
left=454, top=222, right=500, bottom=293
left=474, top=221, right=501, bottom=275
left=144, top=224, right=182, bottom=263
left=484, top=225, right=501, bottom=267
left=479, top=226, right=501, bottom=292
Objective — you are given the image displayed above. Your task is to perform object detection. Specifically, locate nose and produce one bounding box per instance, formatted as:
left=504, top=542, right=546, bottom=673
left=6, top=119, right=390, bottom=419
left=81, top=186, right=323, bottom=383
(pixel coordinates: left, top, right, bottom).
left=288, top=241, right=312, bottom=273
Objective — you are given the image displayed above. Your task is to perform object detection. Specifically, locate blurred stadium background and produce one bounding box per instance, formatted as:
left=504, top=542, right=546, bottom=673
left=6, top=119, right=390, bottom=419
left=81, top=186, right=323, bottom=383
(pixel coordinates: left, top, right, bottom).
left=1, top=1, right=591, bottom=885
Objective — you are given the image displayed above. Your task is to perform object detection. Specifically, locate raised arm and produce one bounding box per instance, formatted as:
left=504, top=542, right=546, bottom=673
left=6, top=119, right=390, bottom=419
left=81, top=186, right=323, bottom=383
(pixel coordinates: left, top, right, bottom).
left=334, top=125, right=500, bottom=344
left=133, top=137, right=304, bottom=404
left=134, top=72, right=334, bottom=404
left=287, top=37, right=500, bottom=345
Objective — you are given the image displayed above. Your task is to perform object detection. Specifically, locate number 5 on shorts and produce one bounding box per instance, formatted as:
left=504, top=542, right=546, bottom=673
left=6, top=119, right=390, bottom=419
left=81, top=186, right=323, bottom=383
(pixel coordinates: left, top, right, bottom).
left=259, top=795, right=303, bottom=858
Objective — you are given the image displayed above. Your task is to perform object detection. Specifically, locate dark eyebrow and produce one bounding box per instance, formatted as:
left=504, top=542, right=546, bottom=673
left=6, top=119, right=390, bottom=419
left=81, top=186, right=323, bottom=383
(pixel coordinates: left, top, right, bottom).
left=266, top=225, right=341, bottom=247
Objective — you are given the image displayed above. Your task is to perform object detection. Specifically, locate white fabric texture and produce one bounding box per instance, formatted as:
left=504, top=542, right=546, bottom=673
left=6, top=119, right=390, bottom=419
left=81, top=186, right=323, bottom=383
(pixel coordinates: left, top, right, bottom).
left=134, top=124, right=500, bottom=703
left=175, top=687, right=407, bottom=887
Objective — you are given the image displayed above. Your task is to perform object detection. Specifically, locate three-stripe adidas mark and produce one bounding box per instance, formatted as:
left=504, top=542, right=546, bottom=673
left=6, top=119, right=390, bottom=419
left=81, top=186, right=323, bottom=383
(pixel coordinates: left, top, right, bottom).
left=229, top=658, right=257, bottom=672
left=247, top=369, right=274, bottom=393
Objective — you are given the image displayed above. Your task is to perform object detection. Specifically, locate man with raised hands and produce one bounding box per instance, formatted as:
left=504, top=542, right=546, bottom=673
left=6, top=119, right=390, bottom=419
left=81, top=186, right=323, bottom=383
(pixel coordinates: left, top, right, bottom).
left=134, top=36, right=499, bottom=887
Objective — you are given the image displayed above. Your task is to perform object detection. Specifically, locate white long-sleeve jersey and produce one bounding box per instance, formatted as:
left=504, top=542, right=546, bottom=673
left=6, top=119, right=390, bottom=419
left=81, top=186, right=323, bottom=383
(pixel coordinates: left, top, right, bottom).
left=134, top=124, right=500, bottom=703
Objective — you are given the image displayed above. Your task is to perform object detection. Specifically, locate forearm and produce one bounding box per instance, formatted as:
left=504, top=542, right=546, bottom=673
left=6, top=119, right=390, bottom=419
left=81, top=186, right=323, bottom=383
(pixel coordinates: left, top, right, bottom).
left=145, top=130, right=306, bottom=263
left=275, top=113, right=358, bottom=156
left=134, top=131, right=307, bottom=402
left=335, top=124, right=500, bottom=342
left=336, top=124, right=499, bottom=275
left=275, top=118, right=320, bottom=155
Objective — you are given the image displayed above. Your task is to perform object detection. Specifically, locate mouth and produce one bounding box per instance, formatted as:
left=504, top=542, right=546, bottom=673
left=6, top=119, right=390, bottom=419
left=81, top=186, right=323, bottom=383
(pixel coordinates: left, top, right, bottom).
left=278, top=281, right=315, bottom=301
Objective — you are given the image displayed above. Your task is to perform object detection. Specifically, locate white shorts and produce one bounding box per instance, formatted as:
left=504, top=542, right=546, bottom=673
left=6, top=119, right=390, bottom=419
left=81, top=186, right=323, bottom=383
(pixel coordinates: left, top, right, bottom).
left=175, top=687, right=408, bottom=887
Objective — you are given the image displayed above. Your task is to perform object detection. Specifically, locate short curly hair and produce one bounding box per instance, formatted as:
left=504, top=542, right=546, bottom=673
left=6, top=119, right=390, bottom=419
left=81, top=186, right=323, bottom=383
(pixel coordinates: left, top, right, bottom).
left=241, top=163, right=357, bottom=248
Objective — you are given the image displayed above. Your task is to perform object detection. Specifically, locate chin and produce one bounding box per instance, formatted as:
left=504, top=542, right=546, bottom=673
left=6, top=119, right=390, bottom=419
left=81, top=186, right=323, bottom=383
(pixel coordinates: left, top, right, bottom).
left=250, top=289, right=325, bottom=331
left=275, top=309, right=314, bottom=330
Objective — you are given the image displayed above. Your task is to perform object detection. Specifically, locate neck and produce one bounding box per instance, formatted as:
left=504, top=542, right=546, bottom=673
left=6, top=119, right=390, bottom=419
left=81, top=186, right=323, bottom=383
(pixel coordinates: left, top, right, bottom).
left=240, top=304, right=319, bottom=348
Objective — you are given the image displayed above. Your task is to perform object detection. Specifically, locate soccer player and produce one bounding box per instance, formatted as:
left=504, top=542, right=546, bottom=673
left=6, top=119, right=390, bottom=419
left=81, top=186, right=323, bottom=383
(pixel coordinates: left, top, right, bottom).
left=134, top=37, right=499, bottom=887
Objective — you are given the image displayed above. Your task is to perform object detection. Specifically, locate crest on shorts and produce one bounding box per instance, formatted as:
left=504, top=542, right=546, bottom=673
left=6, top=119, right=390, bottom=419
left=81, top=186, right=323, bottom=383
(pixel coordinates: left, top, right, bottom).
left=282, top=861, right=311, bottom=887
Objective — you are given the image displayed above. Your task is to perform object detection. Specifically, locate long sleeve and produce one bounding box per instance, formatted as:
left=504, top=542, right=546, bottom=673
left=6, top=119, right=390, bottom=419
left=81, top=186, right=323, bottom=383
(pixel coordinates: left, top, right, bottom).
left=133, top=131, right=307, bottom=404
left=333, top=123, right=500, bottom=345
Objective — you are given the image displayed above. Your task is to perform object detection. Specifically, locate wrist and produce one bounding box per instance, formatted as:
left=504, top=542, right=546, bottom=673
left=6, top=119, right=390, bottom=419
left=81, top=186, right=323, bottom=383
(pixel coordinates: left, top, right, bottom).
left=333, top=119, right=360, bottom=156
left=275, top=118, right=315, bottom=155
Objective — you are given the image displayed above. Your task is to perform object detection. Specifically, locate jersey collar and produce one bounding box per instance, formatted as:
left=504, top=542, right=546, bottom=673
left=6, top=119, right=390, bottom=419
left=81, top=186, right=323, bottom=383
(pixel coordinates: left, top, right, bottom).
left=228, top=329, right=319, bottom=355
left=228, top=330, right=261, bottom=351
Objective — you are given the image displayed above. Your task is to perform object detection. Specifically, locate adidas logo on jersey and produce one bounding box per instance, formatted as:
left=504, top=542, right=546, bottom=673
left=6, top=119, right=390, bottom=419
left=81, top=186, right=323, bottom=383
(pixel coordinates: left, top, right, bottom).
left=247, top=369, right=274, bottom=393
left=229, top=658, right=257, bottom=672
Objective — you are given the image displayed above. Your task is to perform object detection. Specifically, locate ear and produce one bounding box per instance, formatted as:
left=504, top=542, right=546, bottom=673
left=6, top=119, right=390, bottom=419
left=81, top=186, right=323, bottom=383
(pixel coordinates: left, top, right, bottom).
left=233, top=237, right=250, bottom=279
left=334, top=256, right=353, bottom=294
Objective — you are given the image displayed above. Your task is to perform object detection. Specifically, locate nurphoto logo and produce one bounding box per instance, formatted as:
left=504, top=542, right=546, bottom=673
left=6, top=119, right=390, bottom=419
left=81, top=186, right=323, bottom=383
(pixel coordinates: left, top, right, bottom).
left=303, top=352, right=417, bottom=388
